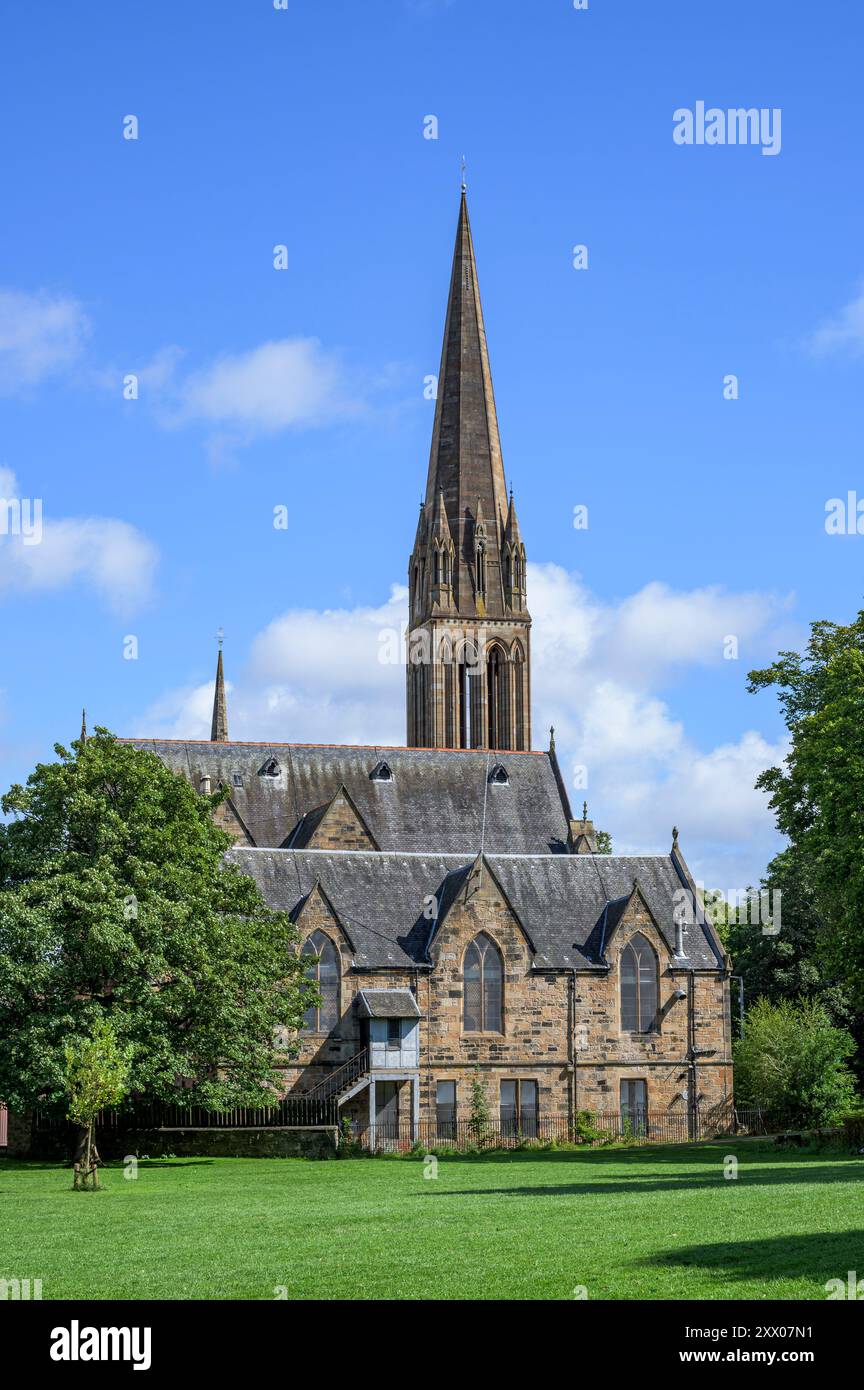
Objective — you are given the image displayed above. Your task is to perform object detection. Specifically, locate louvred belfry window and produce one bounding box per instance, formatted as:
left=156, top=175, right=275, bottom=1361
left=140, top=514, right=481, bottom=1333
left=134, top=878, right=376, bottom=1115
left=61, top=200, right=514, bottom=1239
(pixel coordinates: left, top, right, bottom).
left=620, top=933, right=658, bottom=1033
left=463, top=933, right=503, bottom=1032
left=302, top=930, right=340, bottom=1033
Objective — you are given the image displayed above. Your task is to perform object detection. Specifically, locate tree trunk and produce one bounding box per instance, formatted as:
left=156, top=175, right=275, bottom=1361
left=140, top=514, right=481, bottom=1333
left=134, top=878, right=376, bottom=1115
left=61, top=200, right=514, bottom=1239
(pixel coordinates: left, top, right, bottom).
left=72, top=1122, right=101, bottom=1190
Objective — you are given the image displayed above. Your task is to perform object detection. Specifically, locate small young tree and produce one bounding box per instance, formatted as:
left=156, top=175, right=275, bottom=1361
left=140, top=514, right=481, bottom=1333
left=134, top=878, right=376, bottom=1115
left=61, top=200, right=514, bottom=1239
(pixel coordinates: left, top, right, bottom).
left=65, top=1017, right=130, bottom=1190
left=733, top=997, right=857, bottom=1128
left=468, top=1069, right=491, bottom=1145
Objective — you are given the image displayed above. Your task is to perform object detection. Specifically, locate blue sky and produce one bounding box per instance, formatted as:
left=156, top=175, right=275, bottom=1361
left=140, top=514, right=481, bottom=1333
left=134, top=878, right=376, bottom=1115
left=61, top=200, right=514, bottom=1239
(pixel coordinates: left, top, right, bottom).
left=1, top=0, right=862, bottom=888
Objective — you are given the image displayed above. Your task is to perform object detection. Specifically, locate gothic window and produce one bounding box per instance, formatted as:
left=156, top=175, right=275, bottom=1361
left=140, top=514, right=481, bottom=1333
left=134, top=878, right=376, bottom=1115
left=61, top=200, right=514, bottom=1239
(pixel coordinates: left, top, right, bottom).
left=512, top=643, right=525, bottom=750
left=488, top=763, right=509, bottom=785
left=486, top=645, right=509, bottom=749
left=463, top=933, right=503, bottom=1033
left=370, top=761, right=393, bottom=782
left=260, top=758, right=281, bottom=778
left=620, top=933, right=658, bottom=1034
left=433, top=548, right=441, bottom=585
left=302, top=930, right=340, bottom=1033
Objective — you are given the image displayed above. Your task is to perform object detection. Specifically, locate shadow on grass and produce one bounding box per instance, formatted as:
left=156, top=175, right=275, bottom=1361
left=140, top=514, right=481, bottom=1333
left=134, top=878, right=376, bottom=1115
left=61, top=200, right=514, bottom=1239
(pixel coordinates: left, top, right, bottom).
left=415, top=1156, right=864, bottom=1201
left=646, top=1229, right=864, bottom=1289
left=0, top=1158, right=215, bottom=1172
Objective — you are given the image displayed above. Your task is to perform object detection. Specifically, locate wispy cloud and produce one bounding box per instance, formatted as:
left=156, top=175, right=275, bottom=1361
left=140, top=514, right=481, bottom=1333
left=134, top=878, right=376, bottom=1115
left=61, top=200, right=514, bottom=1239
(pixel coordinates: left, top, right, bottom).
left=0, top=466, right=158, bottom=613
left=807, top=280, right=864, bottom=356
left=133, top=336, right=382, bottom=465
left=0, top=288, right=91, bottom=393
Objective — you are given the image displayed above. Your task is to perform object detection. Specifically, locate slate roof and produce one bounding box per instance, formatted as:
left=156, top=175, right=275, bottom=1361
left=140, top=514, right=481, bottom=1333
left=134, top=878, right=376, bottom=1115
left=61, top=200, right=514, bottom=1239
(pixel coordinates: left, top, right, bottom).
left=225, top=847, right=725, bottom=973
left=357, top=989, right=421, bottom=1019
left=126, top=741, right=571, bottom=855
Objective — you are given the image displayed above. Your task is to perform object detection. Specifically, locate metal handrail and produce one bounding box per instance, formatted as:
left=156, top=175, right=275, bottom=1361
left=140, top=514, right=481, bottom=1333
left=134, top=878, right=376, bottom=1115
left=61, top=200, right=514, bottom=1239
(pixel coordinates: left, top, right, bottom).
left=305, top=1048, right=369, bottom=1101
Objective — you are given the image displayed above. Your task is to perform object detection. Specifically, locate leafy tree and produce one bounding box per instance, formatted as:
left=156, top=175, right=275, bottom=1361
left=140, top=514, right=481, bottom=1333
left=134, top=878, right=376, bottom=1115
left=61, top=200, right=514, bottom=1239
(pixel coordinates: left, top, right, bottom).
left=748, top=611, right=864, bottom=1006
left=0, top=730, right=311, bottom=1127
left=733, top=997, right=857, bottom=1128
left=65, top=1016, right=130, bottom=1189
left=727, top=846, right=854, bottom=1030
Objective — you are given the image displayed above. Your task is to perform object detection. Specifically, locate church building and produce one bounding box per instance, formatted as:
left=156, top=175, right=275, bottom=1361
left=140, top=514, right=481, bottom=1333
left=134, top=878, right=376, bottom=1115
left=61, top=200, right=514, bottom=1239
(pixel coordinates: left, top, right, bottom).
left=132, top=190, right=733, bottom=1142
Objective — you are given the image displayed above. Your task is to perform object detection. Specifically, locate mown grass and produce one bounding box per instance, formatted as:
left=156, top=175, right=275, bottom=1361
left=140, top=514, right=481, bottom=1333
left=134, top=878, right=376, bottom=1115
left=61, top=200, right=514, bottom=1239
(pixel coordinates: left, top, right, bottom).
left=1, top=1141, right=862, bottom=1300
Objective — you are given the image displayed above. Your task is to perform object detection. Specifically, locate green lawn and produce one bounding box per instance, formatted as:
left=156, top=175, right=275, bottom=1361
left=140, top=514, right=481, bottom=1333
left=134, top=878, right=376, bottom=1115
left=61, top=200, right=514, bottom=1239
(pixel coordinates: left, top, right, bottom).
left=2, top=1141, right=863, bottom=1299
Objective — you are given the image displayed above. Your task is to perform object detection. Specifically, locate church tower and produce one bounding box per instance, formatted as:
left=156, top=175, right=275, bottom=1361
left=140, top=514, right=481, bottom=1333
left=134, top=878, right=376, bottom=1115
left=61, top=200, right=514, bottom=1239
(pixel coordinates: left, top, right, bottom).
left=407, top=189, right=531, bottom=750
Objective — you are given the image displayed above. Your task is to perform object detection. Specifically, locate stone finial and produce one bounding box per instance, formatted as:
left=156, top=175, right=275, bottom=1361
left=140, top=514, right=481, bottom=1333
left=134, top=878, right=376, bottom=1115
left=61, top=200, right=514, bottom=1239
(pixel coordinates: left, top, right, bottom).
left=549, top=725, right=555, bottom=752
left=672, top=825, right=679, bottom=849
left=80, top=708, right=87, bottom=744
left=582, top=800, right=588, bottom=821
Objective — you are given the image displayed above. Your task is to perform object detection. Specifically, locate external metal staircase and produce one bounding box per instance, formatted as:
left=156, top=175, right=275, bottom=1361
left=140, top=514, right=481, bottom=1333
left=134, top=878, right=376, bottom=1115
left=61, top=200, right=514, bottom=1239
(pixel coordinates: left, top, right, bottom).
left=305, top=1049, right=370, bottom=1106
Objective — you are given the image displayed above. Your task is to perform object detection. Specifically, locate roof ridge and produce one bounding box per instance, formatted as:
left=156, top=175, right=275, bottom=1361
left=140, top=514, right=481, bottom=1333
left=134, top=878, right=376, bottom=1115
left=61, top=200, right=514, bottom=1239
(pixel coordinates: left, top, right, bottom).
left=123, top=739, right=545, bottom=754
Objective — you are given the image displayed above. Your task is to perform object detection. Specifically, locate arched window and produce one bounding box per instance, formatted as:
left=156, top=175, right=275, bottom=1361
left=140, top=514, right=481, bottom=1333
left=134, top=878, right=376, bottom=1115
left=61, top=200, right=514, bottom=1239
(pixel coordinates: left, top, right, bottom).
left=512, top=643, right=525, bottom=750
left=463, top=933, right=503, bottom=1033
left=620, top=933, right=658, bottom=1033
left=486, top=644, right=509, bottom=749
left=302, top=930, right=340, bottom=1033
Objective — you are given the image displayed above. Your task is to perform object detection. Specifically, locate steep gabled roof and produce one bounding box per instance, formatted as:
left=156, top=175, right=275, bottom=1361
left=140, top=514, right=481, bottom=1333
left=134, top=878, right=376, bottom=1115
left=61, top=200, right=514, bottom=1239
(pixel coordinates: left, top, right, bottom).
left=227, top=847, right=725, bottom=972
left=126, top=741, right=571, bottom=855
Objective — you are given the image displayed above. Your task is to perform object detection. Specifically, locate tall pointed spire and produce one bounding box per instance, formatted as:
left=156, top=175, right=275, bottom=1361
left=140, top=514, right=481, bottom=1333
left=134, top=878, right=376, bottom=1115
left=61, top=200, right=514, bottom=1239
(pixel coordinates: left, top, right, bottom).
left=424, top=189, right=509, bottom=615
left=210, top=634, right=228, bottom=743
left=407, top=189, right=532, bottom=752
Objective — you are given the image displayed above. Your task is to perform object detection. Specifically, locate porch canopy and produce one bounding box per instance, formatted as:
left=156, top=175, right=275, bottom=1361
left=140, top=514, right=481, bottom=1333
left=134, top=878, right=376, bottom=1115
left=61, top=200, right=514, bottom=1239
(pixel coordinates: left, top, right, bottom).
left=357, top=989, right=420, bottom=1019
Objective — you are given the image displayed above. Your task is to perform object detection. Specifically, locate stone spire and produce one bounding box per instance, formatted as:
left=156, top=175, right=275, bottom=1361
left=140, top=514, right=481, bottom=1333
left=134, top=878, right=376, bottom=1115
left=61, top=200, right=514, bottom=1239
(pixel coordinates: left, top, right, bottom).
left=80, top=709, right=87, bottom=744
left=423, top=188, right=510, bottom=616
left=406, top=189, right=532, bottom=751
left=210, top=642, right=228, bottom=743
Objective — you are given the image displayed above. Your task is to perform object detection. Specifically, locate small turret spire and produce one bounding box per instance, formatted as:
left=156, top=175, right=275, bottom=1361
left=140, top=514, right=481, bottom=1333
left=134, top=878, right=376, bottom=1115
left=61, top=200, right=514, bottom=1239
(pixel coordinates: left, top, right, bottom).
left=80, top=709, right=87, bottom=744
left=211, top=632, right=228, bottom=742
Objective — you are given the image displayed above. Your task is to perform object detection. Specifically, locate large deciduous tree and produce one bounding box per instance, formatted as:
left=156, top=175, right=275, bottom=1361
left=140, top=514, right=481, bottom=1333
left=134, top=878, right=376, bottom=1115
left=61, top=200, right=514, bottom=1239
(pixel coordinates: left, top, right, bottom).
left=748, top=611, right=864, bottom=1008
left=0, top=730, right=310, bottom=1118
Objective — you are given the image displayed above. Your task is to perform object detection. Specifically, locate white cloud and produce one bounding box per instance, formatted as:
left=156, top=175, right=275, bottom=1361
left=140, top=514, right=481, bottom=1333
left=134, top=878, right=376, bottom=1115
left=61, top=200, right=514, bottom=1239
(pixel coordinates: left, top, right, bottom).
left=807, top=281, right=864, bottom=356
left=134, top=587, right=407, bottom=745
left=135, top=567, right=792, bottom=884
left=0, top=468, right=158, bottom=612
left=0, top=289, right=90, bottom=393
left=149, top=337, right=364, bottom=440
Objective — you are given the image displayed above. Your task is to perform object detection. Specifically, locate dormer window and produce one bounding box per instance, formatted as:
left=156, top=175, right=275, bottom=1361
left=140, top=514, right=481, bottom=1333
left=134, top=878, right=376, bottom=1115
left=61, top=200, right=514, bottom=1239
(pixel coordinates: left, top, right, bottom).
left=370, top=761, right=393, bottom=782
left=260, top=758, right=281, bottom=778
left=488, top=763, right=509, bottom=786
left=232, top=771, right=243, bottom=788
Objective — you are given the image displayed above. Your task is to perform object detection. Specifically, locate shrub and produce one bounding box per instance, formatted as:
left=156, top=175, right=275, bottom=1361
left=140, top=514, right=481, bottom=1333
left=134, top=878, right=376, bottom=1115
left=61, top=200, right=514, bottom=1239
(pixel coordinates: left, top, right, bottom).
left=733, top=997, right=857, bottom=1129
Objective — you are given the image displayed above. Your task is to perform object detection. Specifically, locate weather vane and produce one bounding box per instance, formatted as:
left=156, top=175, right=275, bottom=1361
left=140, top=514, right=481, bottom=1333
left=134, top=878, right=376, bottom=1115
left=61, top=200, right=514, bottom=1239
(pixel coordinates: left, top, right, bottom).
left=216, top=626, right=224, bottom=650
left=461, top=154, right=466, bottom=192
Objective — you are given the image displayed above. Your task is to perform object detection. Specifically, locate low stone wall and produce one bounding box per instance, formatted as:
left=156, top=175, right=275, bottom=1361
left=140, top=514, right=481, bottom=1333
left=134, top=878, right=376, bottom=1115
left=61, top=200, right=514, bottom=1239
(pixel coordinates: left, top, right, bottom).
left=10, top=1122, right=337, bottom=1161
